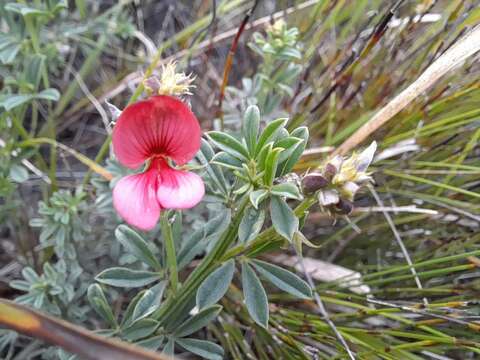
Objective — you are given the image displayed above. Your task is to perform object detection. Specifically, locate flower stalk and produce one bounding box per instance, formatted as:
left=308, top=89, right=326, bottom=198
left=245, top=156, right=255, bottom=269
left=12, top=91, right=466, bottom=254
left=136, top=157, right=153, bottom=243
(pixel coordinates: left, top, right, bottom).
left=160, top=212, right=178, bottom=294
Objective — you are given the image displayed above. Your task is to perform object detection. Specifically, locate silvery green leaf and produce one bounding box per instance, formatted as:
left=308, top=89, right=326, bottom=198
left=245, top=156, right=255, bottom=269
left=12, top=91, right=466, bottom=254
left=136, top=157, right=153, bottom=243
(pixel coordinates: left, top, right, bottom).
left=251, top=259, right=312, bottom=299
left=249, top=189, right=269, bottom=209
left=211, top=152, right=243, bottom=170
left=196, top=260, right=235, bottom=309
left=4, top=3, right=49, bottom=16
left=239, top=207, right=265, bottom=243
left=122, top=318, right=159, bottom=341
left=21, top=267, right=39, bottom=283
left=132, top=281, right=167, bottom=321
left=270, top=183, right=302, bottom=200
left=95, top=267, right=160, bottom=288
left=9, top=164, right=29, bottom=183
left=208, top=131, right=250, bottom=160
left=263, top=148, right=283, bottom=186
left=121, top=291, right=145, bottom=328
left=241, top=262, right=268, bottom=328
left=136, top=335, right=164, bottom=350
left=9, top=280, right=30, bottom=291
left=243, top=105, right=260, bottom=155
left=176, top=338, right=224, bottom=360
left=197, top=139, right=228, bottom=195
left=279, top=126, right=308, bottom=175
left=87, top=284, right=117, bottom=327
left=162, top=338, right=175, bottom=356
left=255, top=118, right=288, bottom=157
left=270, top=196, right=298, bottom=241
left=115, top=225, right=161, bottom=270
left=174, top=305, right=222, bottom=338
left=0, top=42, right=20, bottom=64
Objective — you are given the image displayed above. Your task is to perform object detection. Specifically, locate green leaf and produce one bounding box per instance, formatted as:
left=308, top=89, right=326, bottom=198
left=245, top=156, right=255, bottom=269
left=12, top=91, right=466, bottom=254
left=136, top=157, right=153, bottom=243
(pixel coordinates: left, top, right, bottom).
left=251, top=260, right=312, bottom=299
left=87, top=284, right=117, bottom=327
left=36, top=88, right=60, bottom=101
left=136, top=335, right=164, bottom=351
left=0, top=42, right=21, bottom=64
left=122, top=318, right=159, bottom=341
left=23, top=54, right=46, bottom=90
left=241, top=263, right=269, bottom=328
left=9, top=164, right=29, bottom=183
left=95, top=267, right=160, bottom=288
left=162, top=338, right=175, bottom=356
left=270, top=183, right=302, bottom=200
left=263, top=147, right=283, bottom=186
left=176, top=338, right=224, bottom=360
left=196, top=260, right=235, bottom=309
left=208, top=131, right=250, bottom=160
left=239, top=207, right=265, bottom=243
left=121, top=291, right=145, bottom=328
left=115, top=225, right=161, bottom=270
left=197, top=139, right=228, bottom=195
left=132, top=281, right=166, bottom=321
left=173, top=305, right=222, bottom=338
left=275, top=137, right=303, bottom=163
left=279, top=127, right=308, bottom=175
left=211, top=151, right=243, bottom=170
left=257, top=142, right=274, bottom=172
left=0, top=88, right=60, bottom=111
left=4, top=3, right=49, bottom=17
left=243, top=105, right=260, bottom=155
left=249, top=189, right=269, bottom=209
left=270, top=196, right=298, bottom=241
left=255, top=118, right=288, bottom=156
left=0, top=94, right=33, bottom=111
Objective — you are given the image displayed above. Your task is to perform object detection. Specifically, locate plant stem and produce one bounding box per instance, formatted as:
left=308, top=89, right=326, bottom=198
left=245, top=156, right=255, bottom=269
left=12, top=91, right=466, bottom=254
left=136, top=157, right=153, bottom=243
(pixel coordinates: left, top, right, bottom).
left=160, top=212, right=178, bottom=294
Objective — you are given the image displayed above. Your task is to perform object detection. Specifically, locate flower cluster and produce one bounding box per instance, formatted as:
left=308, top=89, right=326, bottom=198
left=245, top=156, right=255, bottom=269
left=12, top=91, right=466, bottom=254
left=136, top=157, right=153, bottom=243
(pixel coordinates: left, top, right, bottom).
left=143, top=61, right=195, bottom=97
left=302, top=142, right=377, bottom=215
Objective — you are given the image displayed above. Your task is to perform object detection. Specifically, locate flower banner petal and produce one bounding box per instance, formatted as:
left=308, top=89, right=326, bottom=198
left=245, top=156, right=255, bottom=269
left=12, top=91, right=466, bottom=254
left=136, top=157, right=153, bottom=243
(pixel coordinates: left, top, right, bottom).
left=112, top=96, right=201, bottom=168
left=113, top=171, right=161, bottom=231
left=157, top=167, right=205, bottom=210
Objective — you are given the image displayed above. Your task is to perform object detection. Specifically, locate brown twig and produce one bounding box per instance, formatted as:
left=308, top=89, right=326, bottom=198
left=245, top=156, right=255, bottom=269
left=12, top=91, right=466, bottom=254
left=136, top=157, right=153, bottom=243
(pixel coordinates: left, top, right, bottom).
left=217, top=0, right=259, bottom=130
left=0, top=299, right=170, bottom=360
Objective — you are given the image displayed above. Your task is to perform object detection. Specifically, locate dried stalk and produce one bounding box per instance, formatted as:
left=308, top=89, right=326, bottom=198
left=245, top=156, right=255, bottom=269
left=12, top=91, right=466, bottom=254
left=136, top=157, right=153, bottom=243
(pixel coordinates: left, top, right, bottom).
left=334, top=25, right=480, bottom=156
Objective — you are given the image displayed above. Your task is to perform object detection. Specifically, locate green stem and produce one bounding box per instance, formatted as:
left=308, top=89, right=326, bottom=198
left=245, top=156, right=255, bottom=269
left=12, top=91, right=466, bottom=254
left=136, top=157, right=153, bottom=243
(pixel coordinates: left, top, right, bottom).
left=160, top=212, right=178, bottom=294
left=153, top=198, right=249, bottom=327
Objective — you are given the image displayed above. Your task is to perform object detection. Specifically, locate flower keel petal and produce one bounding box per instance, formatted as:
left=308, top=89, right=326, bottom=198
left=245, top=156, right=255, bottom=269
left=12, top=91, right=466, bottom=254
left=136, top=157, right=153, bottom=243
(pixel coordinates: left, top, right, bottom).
left=157, top=167, right=205, bottom=209
left=113, top=171, right=161, bottom=230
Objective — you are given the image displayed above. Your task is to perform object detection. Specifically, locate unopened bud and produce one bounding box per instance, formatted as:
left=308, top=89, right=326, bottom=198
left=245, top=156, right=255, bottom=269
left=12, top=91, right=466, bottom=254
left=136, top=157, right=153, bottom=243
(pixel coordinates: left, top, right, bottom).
left=302, top=173, right=328, bottom=193
left=335, top=198, right=354, bottom=215
left=323, top=163, right=337, bottom=182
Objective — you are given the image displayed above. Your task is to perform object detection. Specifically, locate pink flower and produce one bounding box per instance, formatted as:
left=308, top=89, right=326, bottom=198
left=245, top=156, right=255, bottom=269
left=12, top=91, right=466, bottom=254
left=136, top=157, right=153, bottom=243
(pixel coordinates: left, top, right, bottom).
left=112, top=95, right=205, bottom=230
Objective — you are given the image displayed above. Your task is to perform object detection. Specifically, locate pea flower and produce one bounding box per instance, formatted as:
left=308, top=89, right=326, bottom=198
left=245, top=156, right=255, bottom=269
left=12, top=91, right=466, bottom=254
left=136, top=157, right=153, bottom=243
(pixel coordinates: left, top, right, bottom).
left=112, top=95, right=204, bottom=230
left=302, top=141, right=377, bottom=215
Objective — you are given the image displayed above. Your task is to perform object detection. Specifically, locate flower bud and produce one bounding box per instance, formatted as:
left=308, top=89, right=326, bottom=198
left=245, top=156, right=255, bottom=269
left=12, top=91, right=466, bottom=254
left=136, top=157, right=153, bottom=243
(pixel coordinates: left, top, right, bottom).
left=302, top=173, right=328, bottom=193
left=335, top=198, right=354, bottom=215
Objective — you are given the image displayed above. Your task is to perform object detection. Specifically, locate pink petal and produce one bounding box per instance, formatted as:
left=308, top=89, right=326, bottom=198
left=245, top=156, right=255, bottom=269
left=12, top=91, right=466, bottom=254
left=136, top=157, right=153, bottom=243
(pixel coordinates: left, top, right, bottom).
left=112, top=96, right=201, bottom=169
left=156, top=165, right=205, bottom=210
left=112, top=170, right=161, bottom=230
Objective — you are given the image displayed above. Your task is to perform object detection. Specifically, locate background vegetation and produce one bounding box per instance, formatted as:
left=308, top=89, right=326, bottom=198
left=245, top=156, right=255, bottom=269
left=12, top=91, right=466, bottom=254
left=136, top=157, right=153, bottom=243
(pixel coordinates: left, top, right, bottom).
left=1, top=0, right=480, bottom=359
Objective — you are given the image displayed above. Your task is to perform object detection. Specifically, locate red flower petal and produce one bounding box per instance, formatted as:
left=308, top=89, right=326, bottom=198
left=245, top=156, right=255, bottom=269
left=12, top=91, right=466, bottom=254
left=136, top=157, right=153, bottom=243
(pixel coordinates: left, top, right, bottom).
left=156, top=165, right=205, bottom=210
left=112, top=95, right=201, bottom=169
left=112, top=169, right=161, bottom=230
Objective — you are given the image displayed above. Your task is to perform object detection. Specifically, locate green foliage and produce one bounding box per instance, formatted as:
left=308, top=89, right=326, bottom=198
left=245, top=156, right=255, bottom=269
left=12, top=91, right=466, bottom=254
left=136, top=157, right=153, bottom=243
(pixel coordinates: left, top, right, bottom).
left=196, top=260, right=235, bottom=309
left=2, top=1, right=480, bottom=360
left=241, top=262, right=269, bottom=328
